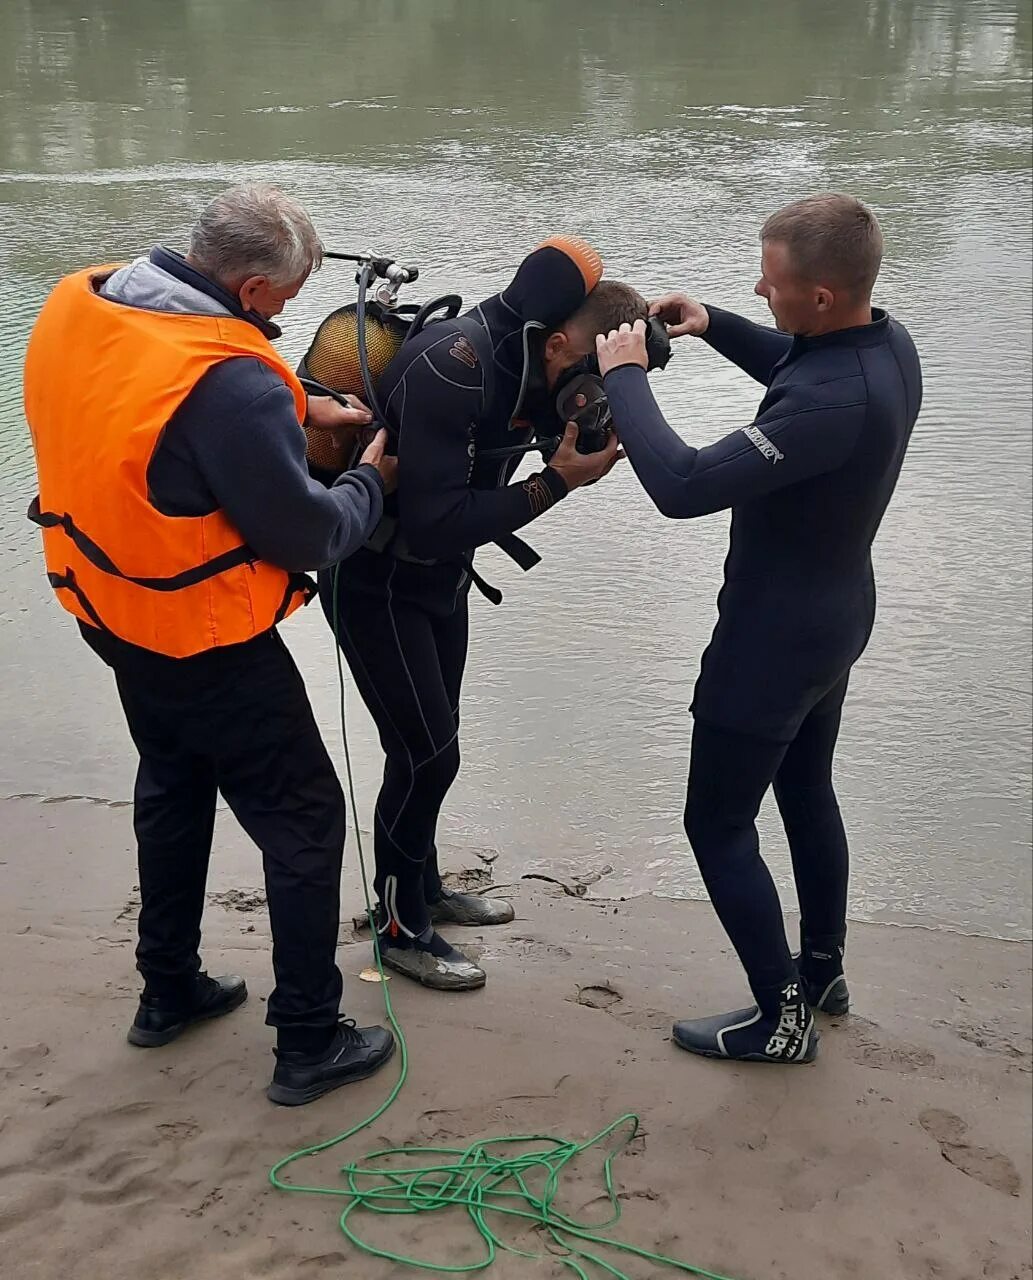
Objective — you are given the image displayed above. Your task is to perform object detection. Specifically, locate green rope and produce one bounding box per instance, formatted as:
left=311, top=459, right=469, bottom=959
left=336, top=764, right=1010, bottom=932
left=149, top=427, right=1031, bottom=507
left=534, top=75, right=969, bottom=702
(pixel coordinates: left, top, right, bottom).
left=269, top=567, right=742, bottom=1280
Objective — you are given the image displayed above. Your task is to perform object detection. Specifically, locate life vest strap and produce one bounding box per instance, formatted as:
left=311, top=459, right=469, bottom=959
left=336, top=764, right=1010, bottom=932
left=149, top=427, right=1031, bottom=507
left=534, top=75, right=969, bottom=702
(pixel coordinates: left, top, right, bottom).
left=28, top=496, right=256, bottom=591
left=46, top=568, right=109, bottom=632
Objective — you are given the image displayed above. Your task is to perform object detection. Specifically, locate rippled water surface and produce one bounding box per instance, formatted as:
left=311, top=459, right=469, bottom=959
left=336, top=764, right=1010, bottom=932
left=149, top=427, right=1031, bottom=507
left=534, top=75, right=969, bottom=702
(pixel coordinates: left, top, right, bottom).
left=1, top=0, right=1030, bottom=938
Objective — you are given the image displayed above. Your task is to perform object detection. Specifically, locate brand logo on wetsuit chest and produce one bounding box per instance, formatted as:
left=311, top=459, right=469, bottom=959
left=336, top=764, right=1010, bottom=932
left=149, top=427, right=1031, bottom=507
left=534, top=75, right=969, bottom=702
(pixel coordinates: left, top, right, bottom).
left=742, top=424, right=784, bottom=464
left=449, top=336, right=478, bottom=370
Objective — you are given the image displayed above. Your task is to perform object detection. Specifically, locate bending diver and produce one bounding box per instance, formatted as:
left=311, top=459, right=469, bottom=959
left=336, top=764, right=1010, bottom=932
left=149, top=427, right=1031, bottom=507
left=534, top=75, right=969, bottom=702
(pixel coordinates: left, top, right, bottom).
left=314, top=238, right=654, bottom=990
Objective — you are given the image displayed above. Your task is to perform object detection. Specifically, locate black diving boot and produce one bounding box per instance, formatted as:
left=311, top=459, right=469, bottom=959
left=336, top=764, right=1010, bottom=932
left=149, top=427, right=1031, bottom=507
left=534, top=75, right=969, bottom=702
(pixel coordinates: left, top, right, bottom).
left=128, top=973, right=248, bottom=1047
left=795, top=932, right=850, bottom=1015
left=672, top=978, right=818, bottom=1064
left=378, top=927, right=487, bottom=991
left=372, top=887, right=487, bottom=991
left=267, top=1020, right=395, bottom=1106
left=428, top=887, right=515, bottom=927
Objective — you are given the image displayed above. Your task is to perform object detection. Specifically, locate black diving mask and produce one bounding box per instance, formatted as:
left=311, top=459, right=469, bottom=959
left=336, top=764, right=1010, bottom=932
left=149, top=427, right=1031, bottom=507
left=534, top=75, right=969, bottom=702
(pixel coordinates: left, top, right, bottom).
left=550, top=315, right=673, bottom=456
left=555, top=372, right=613, bottom=455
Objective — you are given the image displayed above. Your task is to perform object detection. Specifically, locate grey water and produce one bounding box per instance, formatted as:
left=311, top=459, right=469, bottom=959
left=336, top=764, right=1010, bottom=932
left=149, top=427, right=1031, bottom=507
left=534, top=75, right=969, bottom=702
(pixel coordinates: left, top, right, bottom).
left=1, top=0, right=1030, bottom=940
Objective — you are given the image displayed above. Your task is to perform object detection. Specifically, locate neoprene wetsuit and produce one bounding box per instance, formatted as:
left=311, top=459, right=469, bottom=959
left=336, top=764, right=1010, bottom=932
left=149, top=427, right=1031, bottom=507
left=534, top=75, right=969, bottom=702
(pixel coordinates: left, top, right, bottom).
left=319, top=242, right=597, bottom=941
left=603, top=305, right=921, bottom=1010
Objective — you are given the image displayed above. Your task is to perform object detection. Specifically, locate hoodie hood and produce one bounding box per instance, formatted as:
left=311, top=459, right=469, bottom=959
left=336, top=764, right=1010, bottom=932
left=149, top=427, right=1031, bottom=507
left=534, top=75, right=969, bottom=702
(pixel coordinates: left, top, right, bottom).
left=468, top=236, right=604, bottom=425
left=98, top=247, right=282, bottom=340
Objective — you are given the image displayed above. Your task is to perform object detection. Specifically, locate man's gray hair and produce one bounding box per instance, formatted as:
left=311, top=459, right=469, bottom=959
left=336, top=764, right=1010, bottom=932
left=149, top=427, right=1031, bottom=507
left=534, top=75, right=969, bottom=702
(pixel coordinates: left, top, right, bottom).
left=188, top=183, right=323, bottom=289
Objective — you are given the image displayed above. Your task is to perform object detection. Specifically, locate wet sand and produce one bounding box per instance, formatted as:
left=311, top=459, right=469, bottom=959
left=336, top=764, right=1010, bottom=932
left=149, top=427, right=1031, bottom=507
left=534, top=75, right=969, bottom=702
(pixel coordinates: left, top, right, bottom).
left=1, top=794, right=1030, bottom=1280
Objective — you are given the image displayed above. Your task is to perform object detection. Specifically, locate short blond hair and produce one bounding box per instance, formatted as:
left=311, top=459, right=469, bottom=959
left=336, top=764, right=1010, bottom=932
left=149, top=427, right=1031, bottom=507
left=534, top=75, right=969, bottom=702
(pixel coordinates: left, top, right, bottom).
left=761, top=194, right=883, bottom=297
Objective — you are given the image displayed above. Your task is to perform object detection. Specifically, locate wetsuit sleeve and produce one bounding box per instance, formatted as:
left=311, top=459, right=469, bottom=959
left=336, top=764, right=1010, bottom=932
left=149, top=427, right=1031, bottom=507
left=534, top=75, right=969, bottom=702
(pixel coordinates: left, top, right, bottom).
left=604, top=364, right=866, bottom=519
left=159, top=358, right=384, bottom=572
left=701, top=305, right=794, bottom=385
left=392, top=337, right=568, bottom=560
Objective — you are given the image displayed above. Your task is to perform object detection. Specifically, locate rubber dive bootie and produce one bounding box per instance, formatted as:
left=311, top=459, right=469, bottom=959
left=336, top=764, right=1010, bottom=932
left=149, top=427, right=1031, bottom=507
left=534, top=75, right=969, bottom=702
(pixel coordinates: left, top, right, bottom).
left=378, top=930, right=486, bottom=991
left=794, top=933, right=850, bottom=1014
left=127, top=973, right=247, bottom=1048
left=429, top=887, right=515, bottom=927
left=672, top=980, right=818, bottom=1064
left=267, top=1020, right=395, bottom=1106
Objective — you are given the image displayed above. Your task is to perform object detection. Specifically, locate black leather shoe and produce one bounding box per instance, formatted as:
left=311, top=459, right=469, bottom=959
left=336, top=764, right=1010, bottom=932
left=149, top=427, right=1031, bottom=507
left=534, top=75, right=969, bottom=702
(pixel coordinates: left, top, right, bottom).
left=267, top=1020, right=395, bottom=1107
left=127, top=973, right=247, bottom=1048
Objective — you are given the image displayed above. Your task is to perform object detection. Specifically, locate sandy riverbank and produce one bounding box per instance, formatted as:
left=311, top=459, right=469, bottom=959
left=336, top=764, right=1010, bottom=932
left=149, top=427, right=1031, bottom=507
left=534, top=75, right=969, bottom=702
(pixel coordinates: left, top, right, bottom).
left=1, top=794, right=1030, bottom=1280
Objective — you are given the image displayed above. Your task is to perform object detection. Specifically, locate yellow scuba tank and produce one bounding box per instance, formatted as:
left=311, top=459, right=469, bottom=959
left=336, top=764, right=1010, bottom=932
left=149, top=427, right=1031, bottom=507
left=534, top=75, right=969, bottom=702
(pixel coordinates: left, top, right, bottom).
left=297, top=251, right=464, bottom=472
left=298, top=300, right=410, bottom=472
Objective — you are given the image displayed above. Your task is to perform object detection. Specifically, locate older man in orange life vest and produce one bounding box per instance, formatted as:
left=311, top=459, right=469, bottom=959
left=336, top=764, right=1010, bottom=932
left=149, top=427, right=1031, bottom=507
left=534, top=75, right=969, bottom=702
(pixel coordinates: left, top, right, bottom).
left=23, top=183, right=397, bottom=1106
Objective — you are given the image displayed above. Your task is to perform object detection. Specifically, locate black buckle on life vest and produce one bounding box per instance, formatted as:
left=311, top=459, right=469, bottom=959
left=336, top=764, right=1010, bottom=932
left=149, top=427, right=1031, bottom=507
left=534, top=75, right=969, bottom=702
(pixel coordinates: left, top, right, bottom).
left=273, top=573, right=318, bottom=624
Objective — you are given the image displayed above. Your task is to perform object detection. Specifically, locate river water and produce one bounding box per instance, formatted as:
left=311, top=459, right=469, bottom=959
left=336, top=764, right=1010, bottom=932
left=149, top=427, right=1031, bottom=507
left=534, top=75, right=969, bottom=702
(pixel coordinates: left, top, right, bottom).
left=1, top=0, right=1030, bottom=940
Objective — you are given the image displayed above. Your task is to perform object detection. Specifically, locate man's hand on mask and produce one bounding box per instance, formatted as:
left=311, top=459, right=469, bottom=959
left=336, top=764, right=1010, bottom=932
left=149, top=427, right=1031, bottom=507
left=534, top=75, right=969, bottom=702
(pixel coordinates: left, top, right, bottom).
left=547, top=422, right=624, bottom=491
left=648, top=292, right=710, bottom=338
left=306, top=393, right=375, bottom=436
left=595, top=319, right=649, bottom=377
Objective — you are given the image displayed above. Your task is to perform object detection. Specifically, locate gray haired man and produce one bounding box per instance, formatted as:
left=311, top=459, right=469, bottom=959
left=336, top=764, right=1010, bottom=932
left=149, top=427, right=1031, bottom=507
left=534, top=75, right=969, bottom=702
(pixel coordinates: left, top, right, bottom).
left=24, top=183, right=397, bottom=1105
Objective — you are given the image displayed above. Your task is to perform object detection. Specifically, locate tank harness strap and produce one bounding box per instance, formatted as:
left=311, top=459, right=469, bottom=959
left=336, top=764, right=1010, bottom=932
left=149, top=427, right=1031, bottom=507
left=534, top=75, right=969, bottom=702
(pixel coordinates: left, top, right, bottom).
left=458, top=558, right=503, bottom=606
left=494, top=532, right=541, bottom=572
left=358, top=312, right=542, bottom=604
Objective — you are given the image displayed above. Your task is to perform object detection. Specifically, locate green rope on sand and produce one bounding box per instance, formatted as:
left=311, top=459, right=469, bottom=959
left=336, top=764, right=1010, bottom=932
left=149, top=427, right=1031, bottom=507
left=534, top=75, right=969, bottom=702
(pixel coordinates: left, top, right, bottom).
left=268, top=568, right=742, bottom=1280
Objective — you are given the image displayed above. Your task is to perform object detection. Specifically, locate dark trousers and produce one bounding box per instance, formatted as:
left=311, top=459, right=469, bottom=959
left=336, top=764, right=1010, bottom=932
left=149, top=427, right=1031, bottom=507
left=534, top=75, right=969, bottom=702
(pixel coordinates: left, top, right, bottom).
left=320, top=569, right=468, bottom=937
left=82, top=625, right=345, bottom=1041
left=684, top=676, right=850, bottom=998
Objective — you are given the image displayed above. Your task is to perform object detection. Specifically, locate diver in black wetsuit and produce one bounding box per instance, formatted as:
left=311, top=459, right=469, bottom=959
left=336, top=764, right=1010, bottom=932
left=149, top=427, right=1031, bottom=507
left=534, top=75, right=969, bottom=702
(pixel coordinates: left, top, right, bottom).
left=320, top=240, right=649, bottom=991
left=596, top=194, right=922, bottom=1064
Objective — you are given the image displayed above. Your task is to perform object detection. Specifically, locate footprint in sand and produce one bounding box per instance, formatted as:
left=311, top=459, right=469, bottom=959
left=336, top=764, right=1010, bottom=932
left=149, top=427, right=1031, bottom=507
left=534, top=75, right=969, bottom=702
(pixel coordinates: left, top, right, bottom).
left=919, top=1108, right=1022, bottom=1197
left=575, top=983, right=623, bottom=1011
left=932, top=1018, right=1033, bottom=1072
left=0, top=1042, right=50, bottom=1083
left=568, top=984, right=671, bottom=1033
left=843, top=1018, right=936, bottom=1074
left=509, top=934, right=573, bottom=960
left=155, top=1120, right=201, bottom=1144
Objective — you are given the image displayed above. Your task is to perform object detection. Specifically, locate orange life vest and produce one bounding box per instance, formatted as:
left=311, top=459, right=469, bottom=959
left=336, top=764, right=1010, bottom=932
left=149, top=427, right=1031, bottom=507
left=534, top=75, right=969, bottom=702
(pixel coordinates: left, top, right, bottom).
left=23, top=264, right=313, bottom=658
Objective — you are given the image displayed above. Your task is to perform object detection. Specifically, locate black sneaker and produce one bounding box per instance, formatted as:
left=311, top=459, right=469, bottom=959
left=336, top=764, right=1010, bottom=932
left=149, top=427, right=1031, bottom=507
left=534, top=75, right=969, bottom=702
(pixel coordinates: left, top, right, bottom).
left=127, top=973, right=248, bottom=1048
left=672, top=981, right=818, bottom=1064
left=267, top=1020, right=395, bottom=1107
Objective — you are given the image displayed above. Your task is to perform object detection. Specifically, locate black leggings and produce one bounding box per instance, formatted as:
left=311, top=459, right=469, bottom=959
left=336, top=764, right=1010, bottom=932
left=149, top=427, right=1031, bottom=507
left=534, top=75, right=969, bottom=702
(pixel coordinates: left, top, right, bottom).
left=321, top=567, right=469, bottom=937
left=684, top=676, right=850, bottom=995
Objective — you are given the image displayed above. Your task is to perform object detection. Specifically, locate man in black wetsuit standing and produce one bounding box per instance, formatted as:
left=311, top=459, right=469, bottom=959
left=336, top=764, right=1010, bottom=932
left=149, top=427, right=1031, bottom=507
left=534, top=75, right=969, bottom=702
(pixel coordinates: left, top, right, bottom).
left=321, top=238, right=648, bottom=991
left=596, top=194, right=922, bottom=1065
